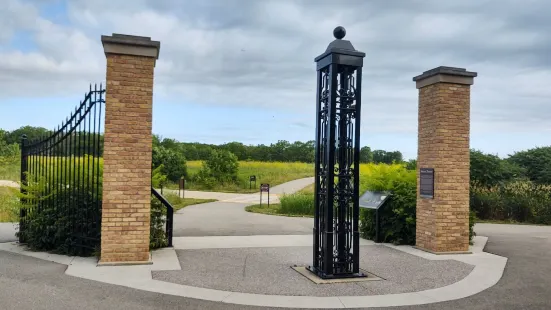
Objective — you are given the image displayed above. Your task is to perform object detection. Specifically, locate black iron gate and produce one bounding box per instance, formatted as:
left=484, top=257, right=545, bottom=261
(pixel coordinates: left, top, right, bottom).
left=19, top=85, right=105, bottom=256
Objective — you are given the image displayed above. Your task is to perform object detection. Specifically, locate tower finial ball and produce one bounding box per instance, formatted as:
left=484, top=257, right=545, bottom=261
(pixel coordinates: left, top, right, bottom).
left=333, top=26, right=346, bottom=39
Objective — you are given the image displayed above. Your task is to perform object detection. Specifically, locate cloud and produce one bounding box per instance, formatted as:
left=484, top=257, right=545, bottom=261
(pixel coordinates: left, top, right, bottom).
left=1, top=0, right=551, bottom=143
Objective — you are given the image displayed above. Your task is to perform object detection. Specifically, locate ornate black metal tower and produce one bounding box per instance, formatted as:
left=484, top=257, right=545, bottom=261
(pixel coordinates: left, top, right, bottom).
left=309, top=26, right=365, bottom=279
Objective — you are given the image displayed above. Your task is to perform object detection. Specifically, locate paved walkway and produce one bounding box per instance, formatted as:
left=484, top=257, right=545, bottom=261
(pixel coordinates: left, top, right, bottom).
left=0, top=180, right=19, bottom=188
left=173, top=202, right=312, bottom=236
left=0, top=223, right=549, bottom=309
left=164, top=177, right=314, bottom=204
left=173, top=177, right=314, bottom=237
left=368, top=223, right=551, bottom=310
left=0, top=223, right=17, bottom=243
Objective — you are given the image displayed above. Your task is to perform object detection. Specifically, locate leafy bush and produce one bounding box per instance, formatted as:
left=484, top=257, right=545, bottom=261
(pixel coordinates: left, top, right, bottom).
left=508, top=146, right=551, bottom=185
left=152, top=145, right=187, bottom=183
left=279, top=193, right=314, bottom=216
left=17, top=178, right=102, bottom=256
left=471, top=180, right=551, bottom=224
left=194, top=149, right=239, bottom=188
left=150, top=196, right=168, bottom=250
left=358, top=164, right=478, bottom=245
left=152, top=165, right=168, bottom=189
left=359, top=164, right=417, bottom=244
left=470, top=149, right=526, bottom=188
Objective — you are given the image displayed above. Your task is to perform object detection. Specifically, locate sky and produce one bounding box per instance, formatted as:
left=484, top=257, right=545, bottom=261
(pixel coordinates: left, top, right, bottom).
left=1, top=0, right=550, bottom=160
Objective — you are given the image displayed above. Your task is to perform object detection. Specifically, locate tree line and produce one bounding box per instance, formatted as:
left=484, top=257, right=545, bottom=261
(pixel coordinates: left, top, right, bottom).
left=155, top=136, right=405, bottom=164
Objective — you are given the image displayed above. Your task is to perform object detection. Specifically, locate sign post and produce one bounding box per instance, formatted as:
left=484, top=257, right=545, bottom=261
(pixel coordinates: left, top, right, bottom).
left=260, top=183, right=270, bottom=207
left=249, top=175, right=257, bottom=190
left=359, top=191, right=392, bottom=243
left=179, top=178, right=185, bottom=199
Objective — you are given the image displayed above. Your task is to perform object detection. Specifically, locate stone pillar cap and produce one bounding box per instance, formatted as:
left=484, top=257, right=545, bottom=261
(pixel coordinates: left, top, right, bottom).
left=101, top=33, right=161, bottom=62
left=413, top=66, right=477, bottom=89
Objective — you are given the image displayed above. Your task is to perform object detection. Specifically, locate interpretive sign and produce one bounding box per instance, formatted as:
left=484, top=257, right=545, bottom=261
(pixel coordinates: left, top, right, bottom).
left=260, top=183, right=270, bottom=207
left=179, top=178, right=185, bottom=198
left=359, top=191, right=391, bottom=209
left=249, top=175, right=257, bottom=189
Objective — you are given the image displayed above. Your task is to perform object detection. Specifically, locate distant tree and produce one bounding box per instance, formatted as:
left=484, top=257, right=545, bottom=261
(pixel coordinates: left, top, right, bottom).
left=508, top=146, right=551, bottom=185
left=470, top=149, right=526, bottom=188
left=160, top=138, right=179, bottom=151
left=197, top=149, right=239, bottom=184
left=220, top=142, right=248, bottom=160
left=405, top=159, right=417, bottom=170
left=372, top=150, right=387, bottom=164
left=5, top=126, right=51, bottom=145
left=360, top=146, right=373, bottom=163
left=152, top=146, right=187, bottom=182
left=152, top=134, right=162, bottom=148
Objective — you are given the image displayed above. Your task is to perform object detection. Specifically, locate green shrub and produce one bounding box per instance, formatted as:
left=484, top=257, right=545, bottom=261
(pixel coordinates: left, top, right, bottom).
left=279, top=193, right=314, bottom=216
left=470, top=149, right=526, bottom=188
left=358, top=163, right=476, bottom=245
left=508, top=146, right=551, bottom=185
left=471, top=180, right=551, bottom=224
left=359, top=178, right=417, bottom=245
left=194, top=149, right=239, bottom=188
left=152, top=165, right=168, bottom=189
left=150, top=196, right=168, bottom=250
left=152, top=146, right=187, bottom=183
left=17, top=181, right=102, bottom=256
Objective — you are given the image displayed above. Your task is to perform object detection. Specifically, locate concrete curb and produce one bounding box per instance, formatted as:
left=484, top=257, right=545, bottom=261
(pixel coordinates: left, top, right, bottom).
left=0, top=235, right=507, bottom=308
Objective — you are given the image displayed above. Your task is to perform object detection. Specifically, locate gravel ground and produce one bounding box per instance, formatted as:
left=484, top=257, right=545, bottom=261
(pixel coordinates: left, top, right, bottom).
left=152, top=245, right=474, bottom=297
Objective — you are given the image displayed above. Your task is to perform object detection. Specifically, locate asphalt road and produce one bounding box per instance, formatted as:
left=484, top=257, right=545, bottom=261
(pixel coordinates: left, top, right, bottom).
left=373, top=223, right=551, bottom=310
left=0, top=224, right=550, bottom=309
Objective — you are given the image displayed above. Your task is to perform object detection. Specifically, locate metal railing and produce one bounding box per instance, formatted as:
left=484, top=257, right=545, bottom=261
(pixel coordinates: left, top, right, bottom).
left=151, top=187, right=174, bottom=247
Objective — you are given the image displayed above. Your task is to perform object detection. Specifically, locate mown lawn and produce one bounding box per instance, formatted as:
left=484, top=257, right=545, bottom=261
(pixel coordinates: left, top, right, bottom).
left=163, top=193, right=217, bottom=211
left=245, top=203, right=313, bottom=218
left=169, top=161, right=314, bottom=193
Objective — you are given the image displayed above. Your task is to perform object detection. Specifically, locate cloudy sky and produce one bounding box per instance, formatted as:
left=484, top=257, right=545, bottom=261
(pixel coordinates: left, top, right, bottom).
left=1, top=0, right=550, bottom=160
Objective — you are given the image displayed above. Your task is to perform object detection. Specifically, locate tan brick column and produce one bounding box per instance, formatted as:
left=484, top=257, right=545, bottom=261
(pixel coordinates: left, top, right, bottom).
left=99, top=34, right=160, bottom=264
left=413, top=66, right=477, bottom=254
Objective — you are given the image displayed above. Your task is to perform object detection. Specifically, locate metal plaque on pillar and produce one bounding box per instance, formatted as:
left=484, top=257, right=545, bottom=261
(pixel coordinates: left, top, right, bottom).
left=308, top=26, right=366, bottom=279
left=420, top=168, right=435, bottom=199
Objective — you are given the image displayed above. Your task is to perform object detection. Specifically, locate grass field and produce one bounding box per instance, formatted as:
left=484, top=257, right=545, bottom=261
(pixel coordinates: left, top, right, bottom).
left=0, top=187, right=19, bottom=222
left=173, top=161, right=315, bottom=193
left=245, top=203, right=314, bottom=218
left=0, top=157, right=20, bottom=181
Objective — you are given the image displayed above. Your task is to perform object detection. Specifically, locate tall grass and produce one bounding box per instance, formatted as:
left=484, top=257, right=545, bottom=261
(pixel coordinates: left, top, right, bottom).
left=184, top=160, right=314, bottom=193
left=471, top=181, right=551, bottom=224
left=22, top=155, right=104, bottom=189
left=0, top=187, right=19, bottom=222
left=0, top=157, right=20, bottom=181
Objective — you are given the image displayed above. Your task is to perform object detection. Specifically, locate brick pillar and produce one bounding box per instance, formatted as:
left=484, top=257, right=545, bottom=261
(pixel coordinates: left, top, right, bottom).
left=413, top=66, right=477, bottom=254
left=99, top=34, right=160, bottom=264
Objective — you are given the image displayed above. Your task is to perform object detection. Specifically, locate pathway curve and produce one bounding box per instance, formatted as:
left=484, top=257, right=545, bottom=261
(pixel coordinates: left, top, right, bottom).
left=0, top=223, right=549, bottom=309
left=164, top=177, right=314, bottom=204
left=0, top=180, right=19, bottom=188
left=172, top=177, right=314, bottom=237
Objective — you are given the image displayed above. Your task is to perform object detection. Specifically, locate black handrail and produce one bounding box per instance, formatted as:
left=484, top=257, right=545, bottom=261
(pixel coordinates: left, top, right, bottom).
left=151, top=187, right=174, bottom=247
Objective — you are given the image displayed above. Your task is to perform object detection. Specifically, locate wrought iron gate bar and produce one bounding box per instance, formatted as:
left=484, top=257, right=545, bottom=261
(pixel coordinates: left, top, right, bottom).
left=19, top=85, right=105, bottom=256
